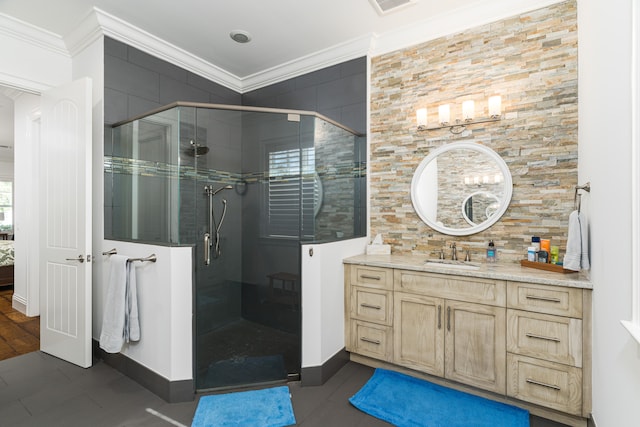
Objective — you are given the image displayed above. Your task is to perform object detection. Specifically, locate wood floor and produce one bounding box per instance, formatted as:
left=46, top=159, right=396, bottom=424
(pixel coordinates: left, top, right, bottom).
left=0, top=287, right=39, bottom=361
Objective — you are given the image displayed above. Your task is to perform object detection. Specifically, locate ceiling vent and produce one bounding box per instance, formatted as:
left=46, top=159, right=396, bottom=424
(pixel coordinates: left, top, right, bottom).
left=369, top=0, right=417, bottom=15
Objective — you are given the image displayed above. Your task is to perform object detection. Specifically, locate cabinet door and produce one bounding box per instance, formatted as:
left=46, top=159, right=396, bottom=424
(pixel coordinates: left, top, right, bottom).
left=445, top=300, right=506, bottom=394
left=394, top=293, right=445, bottom=376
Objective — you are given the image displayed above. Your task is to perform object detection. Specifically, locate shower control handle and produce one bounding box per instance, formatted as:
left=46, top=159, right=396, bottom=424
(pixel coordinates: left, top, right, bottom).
left=204, top=233, right=211, bottom=265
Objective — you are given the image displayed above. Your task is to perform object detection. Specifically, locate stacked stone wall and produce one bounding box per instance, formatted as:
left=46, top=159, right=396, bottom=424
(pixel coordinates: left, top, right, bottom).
left=369, top=0, right=578, bottom=262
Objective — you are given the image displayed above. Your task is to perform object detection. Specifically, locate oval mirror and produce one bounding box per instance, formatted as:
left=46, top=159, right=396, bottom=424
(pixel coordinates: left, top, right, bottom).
left=411, top=141, right=512, bottom=236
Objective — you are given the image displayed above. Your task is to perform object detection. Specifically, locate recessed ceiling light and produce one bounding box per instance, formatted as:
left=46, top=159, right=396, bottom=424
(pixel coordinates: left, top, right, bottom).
left=230, top=30, right=252, bottom=44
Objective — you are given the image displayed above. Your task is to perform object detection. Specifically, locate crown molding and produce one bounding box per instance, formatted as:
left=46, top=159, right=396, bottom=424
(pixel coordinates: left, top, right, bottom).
left=241, top=33, right=374, bottom=93
left=371, top=0, right=564, bottom=57
left=0, top=12, right=68, bottom=57
left=64, top=8, right=104, bottom=58
left=1, top=0, right=566, bottom=95
left=88, top=8, right=244, bottom=92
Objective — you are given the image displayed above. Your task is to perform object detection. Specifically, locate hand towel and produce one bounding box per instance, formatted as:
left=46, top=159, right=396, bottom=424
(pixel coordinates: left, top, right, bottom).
left=563, top=210, right=590, bottom=271
left=126, top=260, right=140, bottom=342
left=99, top=255, right=128, bottom=353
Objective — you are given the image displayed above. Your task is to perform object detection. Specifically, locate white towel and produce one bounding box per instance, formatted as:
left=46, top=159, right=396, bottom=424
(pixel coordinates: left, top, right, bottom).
left=100, top=255, right=128, bottom=353
left=126, top=261, right=140, bottom=343
left=563, top=210, right=590, bottom=271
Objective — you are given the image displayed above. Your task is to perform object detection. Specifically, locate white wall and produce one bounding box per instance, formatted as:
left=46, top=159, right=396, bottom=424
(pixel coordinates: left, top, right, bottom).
left=0, top=161, right=13, bottom=177
left=301, top=237, right=368, bottom=367
left=0, top=14, right=71, bottom=92
left=99, top=241, right=193, bottom=381
left=578, top=1, right=640, bottom=426
left=12, top=92, right=40, bottom=315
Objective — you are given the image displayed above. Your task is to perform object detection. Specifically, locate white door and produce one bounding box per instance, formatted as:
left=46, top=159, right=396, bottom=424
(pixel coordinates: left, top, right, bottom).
left=39, top=78, right=93, bottom=368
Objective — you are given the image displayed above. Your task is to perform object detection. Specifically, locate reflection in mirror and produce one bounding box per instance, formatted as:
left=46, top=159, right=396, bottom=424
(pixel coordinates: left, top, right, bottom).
left=462, top=191, right=501, bottom=226
left=411, top=141, right=512, bottom=236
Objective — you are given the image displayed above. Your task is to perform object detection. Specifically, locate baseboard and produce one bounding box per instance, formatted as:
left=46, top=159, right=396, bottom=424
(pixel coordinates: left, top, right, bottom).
left=92, top=339, right=194, bottom=403
left=300, top=348, right=349, bottom=386
left=12, top=293, right=27, bottom=314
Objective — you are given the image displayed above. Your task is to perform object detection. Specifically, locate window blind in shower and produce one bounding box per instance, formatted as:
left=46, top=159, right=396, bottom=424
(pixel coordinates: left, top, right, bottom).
left=267, top=147, right=316, bottom=239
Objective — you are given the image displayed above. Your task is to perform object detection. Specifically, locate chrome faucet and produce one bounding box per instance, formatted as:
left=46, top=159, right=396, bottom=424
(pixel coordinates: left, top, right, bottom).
left=450, top=243, right=457, bottom=261
left=439, top=248, right=445, bottom=260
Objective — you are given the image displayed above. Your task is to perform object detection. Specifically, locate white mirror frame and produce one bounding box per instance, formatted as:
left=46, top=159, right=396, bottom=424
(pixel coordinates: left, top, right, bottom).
left=411, top=141, right=513, bottom=236
left=461, top=191, right=501, bottom=226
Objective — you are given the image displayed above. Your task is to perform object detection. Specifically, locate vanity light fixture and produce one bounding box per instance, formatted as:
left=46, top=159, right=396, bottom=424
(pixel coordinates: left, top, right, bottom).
left=416, top=96, right=502, bottom=134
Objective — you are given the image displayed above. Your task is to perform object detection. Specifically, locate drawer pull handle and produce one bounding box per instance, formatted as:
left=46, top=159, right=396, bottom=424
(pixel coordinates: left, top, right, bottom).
left=526, top=378, right=561, bottom=391
left=447, top=306, right=451, bottom=332
left=525, top=333, right=561, bottom=343
left=526, top=294, right=562, bottom=303
left=360, top=337, right=381, bottom=345
left=361, top=303, right=382, bottom=310
left=360, top=274, right=381, bottom=280
left=438, top=305, right=442, bottom=330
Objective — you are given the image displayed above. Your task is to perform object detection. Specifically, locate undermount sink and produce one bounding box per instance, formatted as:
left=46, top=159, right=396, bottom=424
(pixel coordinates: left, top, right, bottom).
left=424, top=259, right=482, bottom=270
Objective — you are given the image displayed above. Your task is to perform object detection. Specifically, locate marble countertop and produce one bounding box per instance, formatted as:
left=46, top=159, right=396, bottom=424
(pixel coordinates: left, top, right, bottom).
left=343, top=253, right=593, bottom=289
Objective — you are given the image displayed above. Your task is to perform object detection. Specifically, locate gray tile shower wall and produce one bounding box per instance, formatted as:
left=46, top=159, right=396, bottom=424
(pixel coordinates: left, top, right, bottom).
left=242, top=57, right=368, bottom=239
left=242, top=57, right=367, bottom=135
left=104, top=37, right=242, bottom=126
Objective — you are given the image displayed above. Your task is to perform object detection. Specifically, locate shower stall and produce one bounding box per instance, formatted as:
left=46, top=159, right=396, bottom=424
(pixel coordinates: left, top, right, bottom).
left=105, top=102, right=366, bottom=391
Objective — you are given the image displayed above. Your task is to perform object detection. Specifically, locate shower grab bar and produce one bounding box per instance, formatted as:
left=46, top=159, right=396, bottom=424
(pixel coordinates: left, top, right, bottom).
left=102, top=249, right=157, bottom=263
left=204, top=233, right=211, bottom=265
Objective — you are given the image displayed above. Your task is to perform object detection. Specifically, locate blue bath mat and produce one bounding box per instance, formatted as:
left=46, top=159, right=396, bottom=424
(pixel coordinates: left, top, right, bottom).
left=191, top=385, right=296, bottom=427
left=349, top=368, right=529, bottom=427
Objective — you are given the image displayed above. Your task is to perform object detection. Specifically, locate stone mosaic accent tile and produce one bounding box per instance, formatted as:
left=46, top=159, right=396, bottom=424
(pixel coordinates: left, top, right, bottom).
left=369, top=0, right=578, bottom=262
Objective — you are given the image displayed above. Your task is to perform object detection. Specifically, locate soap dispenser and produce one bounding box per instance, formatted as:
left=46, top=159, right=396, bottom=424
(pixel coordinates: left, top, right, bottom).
left=486, top=240, right=496, bottom=263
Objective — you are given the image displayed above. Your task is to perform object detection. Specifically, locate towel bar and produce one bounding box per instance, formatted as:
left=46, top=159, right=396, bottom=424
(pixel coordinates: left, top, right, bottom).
left=102, top=249, right=157, bottom=263
left=128, top=254, right=157, bottom=263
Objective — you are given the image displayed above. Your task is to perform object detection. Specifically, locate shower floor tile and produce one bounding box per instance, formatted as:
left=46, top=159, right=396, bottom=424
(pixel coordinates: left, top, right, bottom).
left=196, top=318, right=299, bottom=390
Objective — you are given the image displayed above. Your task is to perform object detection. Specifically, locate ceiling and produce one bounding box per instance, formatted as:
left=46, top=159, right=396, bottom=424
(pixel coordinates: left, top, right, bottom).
left=0, top=0, right=479, bottom=79
left=0, top=0, right=557, bottom=163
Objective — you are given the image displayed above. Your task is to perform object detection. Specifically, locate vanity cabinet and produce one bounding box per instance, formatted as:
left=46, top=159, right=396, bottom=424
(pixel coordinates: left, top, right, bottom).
left=506, top=282, right=588, bottom=417
left=346, top=265, right=394, bottom=361
left=393, top=270, right=506, bottom=394
left=344, top=256, right=592, bottom=427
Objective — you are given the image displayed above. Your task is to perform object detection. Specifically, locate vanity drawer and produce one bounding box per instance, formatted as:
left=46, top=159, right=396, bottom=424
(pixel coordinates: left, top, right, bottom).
left=507, top=310, right=582, bottom=367
left=507, top=354, right=582, bottom=416
left=350, top=320, right=393, bottom=362
left=507, top=282, right=582, bottom=318
left=351, top=286, right=393, bottom=325
left=395, top=269, right=506, bottom=306
left=350, top=265, right=394, bottom=290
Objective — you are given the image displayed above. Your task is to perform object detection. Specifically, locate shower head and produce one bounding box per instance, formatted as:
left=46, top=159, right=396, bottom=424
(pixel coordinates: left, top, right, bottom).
left=186, top=141, right=210, bottom=157
left=192, top=146, right=210, bottom=156
left=207, top=185, right=233, bottom=196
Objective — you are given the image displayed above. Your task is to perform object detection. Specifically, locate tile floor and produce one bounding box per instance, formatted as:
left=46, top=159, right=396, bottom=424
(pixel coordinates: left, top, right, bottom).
left=0, top=287, right=569, bottom=426
left=0, top=351, right=569, bottom=427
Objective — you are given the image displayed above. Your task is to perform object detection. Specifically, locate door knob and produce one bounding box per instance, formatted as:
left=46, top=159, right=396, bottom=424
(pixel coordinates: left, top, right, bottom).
left=65, top=255, right=85, bottom=263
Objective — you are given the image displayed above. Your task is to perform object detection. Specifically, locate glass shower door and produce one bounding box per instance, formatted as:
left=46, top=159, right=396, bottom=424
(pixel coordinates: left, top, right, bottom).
left=193, top=107, right=302, bottom=390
